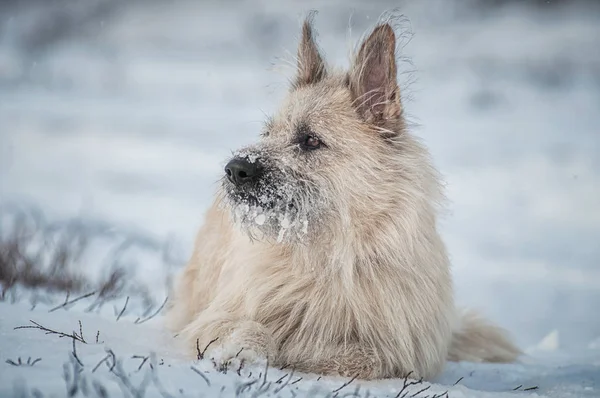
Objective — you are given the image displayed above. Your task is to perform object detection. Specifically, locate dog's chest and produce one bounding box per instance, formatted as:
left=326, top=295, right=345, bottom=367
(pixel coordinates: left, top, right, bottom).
left=249, top=268, right=389, bottom=342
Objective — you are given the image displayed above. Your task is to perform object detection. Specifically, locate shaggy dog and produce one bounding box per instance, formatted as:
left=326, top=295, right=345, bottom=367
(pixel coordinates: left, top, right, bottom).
left=166, top=15, right=521, bottom=380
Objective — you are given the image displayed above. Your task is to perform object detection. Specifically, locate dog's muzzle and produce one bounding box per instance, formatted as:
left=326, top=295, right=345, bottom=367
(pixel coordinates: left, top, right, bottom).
left=222, top=152, right=314, bottom=243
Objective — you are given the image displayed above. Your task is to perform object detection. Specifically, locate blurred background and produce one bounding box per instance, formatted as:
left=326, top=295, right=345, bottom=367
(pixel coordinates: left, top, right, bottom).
left=1, top=0, right=599, bottom=352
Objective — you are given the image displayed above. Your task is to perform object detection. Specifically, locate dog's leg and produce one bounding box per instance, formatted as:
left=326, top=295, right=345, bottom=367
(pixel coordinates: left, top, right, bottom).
left=180, top=310, right=277, bottom=370
left=166, top=199, right=231, bottom=332
left=287, top=345, right=389, bottom=380
left=321, top=347, right=382, bottom=379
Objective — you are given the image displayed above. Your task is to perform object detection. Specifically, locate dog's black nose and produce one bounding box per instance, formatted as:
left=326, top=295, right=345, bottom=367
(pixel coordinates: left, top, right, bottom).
left=225, top=158, right=261, bottom=185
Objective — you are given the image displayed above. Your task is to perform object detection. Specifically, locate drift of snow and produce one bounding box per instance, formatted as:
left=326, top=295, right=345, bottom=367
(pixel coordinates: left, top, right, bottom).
left=536, top=330, right=561, bottom=352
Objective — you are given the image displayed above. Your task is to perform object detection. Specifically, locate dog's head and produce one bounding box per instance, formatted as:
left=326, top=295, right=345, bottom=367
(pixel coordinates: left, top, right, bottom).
left=221, top=17, right=439, bottom=244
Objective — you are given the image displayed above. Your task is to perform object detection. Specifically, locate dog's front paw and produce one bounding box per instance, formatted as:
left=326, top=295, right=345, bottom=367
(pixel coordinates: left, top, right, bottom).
left=209, top=339, right=266, bottom=373
left=192, top=319, right=276, bottom=373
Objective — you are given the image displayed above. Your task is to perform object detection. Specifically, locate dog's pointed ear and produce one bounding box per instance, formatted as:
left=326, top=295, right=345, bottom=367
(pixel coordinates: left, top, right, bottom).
left=349, top=24, right=401, bottom=125
left=294, top=16, right=326, bottom=88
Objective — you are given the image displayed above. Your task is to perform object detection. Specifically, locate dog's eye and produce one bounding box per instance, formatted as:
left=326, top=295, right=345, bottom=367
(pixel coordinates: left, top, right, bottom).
left=302, top=135, right=322, bottom=150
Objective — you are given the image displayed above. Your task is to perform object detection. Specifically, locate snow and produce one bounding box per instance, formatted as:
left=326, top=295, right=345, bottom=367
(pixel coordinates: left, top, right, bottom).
left=1, top=0, right=600, bottom=396
left=534, top=330, right=561, bottom=352
left=255, top=214, right=267, bottom=226
left=0, top=293, right=599, bottom=398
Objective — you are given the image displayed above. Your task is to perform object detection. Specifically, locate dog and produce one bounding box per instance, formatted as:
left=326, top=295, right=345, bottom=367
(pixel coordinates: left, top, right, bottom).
left=166, top=15, right=521, bottom=380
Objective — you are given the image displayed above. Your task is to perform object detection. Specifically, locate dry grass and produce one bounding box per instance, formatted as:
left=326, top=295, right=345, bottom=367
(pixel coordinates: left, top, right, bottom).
left=0, top=203, right=182, bottom=307
left=0, top=206, right=85, bottom=294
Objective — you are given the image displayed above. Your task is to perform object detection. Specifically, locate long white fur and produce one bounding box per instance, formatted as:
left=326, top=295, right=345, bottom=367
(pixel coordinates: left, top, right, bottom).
left=165, top=17, right=521, bottom=381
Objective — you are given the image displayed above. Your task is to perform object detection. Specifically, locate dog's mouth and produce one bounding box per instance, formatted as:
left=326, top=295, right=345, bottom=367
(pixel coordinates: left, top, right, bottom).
left=223, top=179, right=293, bottom=211
left=221, top=176, right=309, bottom=243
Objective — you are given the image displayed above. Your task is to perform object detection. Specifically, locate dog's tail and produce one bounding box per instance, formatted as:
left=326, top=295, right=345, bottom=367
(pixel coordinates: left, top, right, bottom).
left=447, top=309, right=522, bottom=363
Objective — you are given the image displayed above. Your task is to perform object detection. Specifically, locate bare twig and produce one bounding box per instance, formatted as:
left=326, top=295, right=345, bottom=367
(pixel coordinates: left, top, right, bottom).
left=15, top=320, right=86, bottom=343
left=258, top=357, right=270, bottom=391
left=524, top=386, right=539, bottom=391
left=71, top=338, right=84, bottom=367
left=236, top=379, right=258, bottom=395
left=394, top=371, right=425, bottom=398
left=410, top=385, right=430, bottom=397
left=134, top=296, right=168, bottom=324
left=6, top=357, right=42, bottom=367
left=49, top=291, right=96, bottom=313
left=92, top=354, right=111, bottom=373
left=63, top=352, right=84, bottom=397
left=197, top=337, right=219, bottom=360
left=333, top=374, right=358, bottom=393
left=236, top=359, right=245, bottom=376
left=77, top=320, right=85, bottom=343
left=116, top=296, right=129, bottom=321
left=132, top=355, right=149, bottom=372
left=453, top=376, right=464, bottom=386
left=106, top=349, right=117, bottom=372
left=274, top=370, right=295, bottom=394
left=275, top=374, right=289, bottom=384
left=190, top=366, right=211, bottom=386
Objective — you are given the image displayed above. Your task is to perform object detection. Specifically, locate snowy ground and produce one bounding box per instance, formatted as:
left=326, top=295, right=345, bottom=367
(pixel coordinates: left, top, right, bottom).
left=0, top=291, right=598, bottom=398
left=1, top=0, right=600, bottom=397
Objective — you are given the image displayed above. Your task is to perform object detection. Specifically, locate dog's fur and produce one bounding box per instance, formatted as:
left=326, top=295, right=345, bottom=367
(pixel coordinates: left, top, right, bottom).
left=166, top=16, right=521, bottom=380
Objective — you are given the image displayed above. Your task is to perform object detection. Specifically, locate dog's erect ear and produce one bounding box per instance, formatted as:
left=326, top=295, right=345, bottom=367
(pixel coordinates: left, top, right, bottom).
left=294, top=16, right=326, bottom=88
left=349, top=24, right=401, bottom=125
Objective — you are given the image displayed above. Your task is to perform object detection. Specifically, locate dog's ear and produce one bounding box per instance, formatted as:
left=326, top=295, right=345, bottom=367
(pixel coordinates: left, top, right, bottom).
left=294, top=16, right=326, bottom=88
left=349, top=24, right=401, bottom=125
